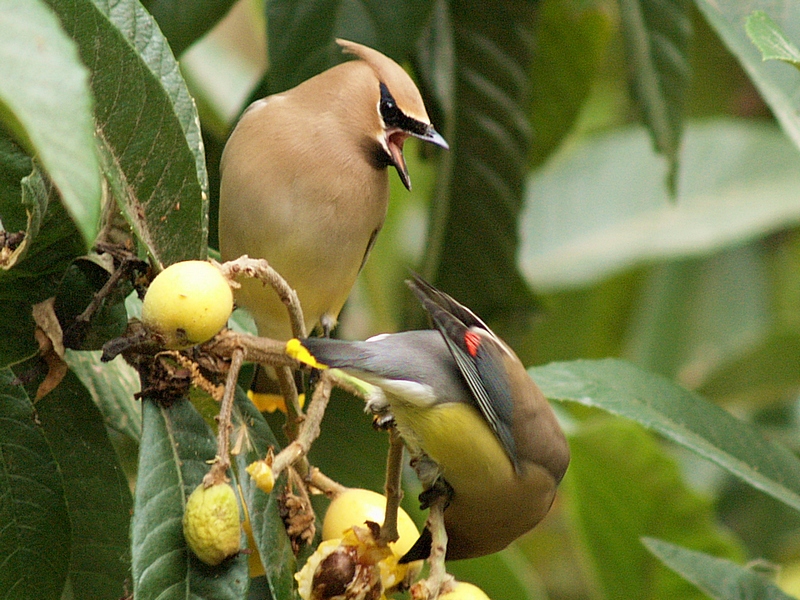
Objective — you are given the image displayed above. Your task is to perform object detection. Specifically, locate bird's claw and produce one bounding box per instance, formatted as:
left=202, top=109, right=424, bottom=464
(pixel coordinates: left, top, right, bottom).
left=418, top=477, right=453, bottom=511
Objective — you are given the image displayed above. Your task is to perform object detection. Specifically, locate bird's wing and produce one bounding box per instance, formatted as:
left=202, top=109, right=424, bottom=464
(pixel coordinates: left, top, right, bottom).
left=407, top=276, right=519, bottom=470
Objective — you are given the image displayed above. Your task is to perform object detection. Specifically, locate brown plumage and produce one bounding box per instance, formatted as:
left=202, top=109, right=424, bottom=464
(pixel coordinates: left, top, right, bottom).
left=219, top=39, right=447, bottom=341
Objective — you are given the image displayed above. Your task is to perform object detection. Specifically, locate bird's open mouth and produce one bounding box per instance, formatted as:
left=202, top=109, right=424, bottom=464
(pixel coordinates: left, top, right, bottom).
left=386, top=129, right=411, bottom=190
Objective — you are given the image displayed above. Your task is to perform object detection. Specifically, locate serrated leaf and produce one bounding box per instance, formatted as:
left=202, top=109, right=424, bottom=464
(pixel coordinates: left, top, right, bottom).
left=531, top=358, right=800, bottom=512
left=36, top=369, right=132, bottom=598
left=0, top=167, right=85, bottom=367
left=131, top=398, right=248, bottom=599
left=141, top=0, right=238, bottom=57
left=520, top=119, right=800, bottom=291
left=643, top=537, right=797, bottom=600
left=65, top=349, right=141, bottom=441
left=566, top=420, right=743, bottom=600
left=0, top=368, right=70, bottom=599
left=0, top=0, right=101, bottom=247
left=262, top=0, right=435, bottom=95
left=232, top=388, right=298, bottom=600
left=45, top=0, right=209, bottom=268
left=418, top=0, right=538, bottom=321
left=618, top=0, right=692, bottom=193
left=695, top=0, right=800, bottom=157
left=746, top=10, right=800, bottom=69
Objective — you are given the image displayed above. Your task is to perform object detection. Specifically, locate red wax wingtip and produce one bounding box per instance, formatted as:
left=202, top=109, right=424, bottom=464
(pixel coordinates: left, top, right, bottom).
left=464, top=331, right=481, bottom=357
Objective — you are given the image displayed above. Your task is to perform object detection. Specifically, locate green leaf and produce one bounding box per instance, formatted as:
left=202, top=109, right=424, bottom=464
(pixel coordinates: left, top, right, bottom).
left=698, top=332, right=800, bottom=405
left=643, top=537, right=797, bottom=600
left=624, top=244, right=771, bottom=383
left=141, top=0, right=238, bottom=57
left=418, top=0, right=538, bottom=321
left=618, top=0, right=692, bottom=193
left=0, top=368, right=70, bottom=599
left=566, top=419, right=743, bottom=600
left=0, top=134, right=38, bottom=271
left=0, top=167, right=85, bottom=367
left=36, top=369, right=133, bottom=598
left=688, top=11, right=755, bottom=119
left=233, top=388, right=298, bottom=600
left=695, top=0, right=800, bottom=157
left=531, top=358, right=800, bottom=512
left=54, top=256, right=130, bottom=351
left=0, top=0, right=101, bottom=248
left=520, top=119, right=800, bottom=291
left=522, top=271, right=643, bottom=366
left=65, top=349, right=141, bottom=441
left=262, top=0, right=435, bottom=95
left=0, top=133, right=32, bottom=231
left=529, top=0, right=612, bottom=166
left=131, top=398, right=248, bottom=599
left=746, top=11, right=800, bottom=69
left=45, top=0, right=209, bottom=267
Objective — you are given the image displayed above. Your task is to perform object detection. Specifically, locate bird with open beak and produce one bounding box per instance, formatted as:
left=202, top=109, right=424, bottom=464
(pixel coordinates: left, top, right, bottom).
left=219, top=40, right=448, bottom=343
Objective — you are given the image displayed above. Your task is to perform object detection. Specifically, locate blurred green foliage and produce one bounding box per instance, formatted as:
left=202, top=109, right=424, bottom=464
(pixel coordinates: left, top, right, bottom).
left=3, top=0, right=800, bottom=598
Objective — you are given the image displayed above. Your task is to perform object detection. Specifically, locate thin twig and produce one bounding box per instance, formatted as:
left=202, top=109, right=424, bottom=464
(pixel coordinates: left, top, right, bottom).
left=217, top=256, right=308, bottom=446
left=75, top=257, right=135, bottom=326
left=379, top=428, right=404, bottom=545
left=202, top=329, right=299, bottom=368
left=204, top=347, right=244, bottom=486
left=219, top=255, right=307, bottom=339
left=307, top=466, right=347, bottom=497
left=271, top=372, right=334, bottom=479
left=276, top=365, right=302, bottom=441
left=413, top=494, right=454, bottom=600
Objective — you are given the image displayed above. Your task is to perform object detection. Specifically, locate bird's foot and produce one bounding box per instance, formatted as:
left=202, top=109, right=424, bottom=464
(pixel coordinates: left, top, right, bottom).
left=409, top=453, right=441, bottom=492
left=320, top=313, right=337, bottom=337
left=372, top=411, right=396, bottom=430
left=418, top=476, right=453, bottom=511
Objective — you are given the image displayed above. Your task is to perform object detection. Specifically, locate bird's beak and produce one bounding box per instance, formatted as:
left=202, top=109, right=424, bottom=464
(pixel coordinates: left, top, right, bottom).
left=412, top=124, right=449, bottom=151
left=386, top=129, right=413, bottom=190
left=386, top=125, right=448, bottom=191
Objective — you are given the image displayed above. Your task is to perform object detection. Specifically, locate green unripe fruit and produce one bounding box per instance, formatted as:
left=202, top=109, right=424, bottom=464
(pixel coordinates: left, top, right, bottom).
left=142, top=260, right=233, bottom=349
left=182, top=482, right=241, bottom=566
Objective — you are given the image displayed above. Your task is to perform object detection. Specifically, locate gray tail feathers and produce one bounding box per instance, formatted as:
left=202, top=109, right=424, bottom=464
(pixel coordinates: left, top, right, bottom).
left=299, top=337, right=371, bottom=369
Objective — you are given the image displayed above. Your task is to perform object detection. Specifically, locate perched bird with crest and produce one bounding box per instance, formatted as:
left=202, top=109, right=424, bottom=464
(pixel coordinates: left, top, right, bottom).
left=219, top=39, right=447, bottom=344
left=295, top=275, right=570, bottom=560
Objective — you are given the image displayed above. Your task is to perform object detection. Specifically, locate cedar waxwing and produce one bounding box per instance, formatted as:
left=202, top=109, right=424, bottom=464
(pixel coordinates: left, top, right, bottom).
left=298, top=276, right=570, bottom=560
left=218, top=39, right=447, bottom=342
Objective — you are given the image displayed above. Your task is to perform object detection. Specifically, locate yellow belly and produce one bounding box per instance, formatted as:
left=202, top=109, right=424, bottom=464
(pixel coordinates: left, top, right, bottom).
left=391, top=401, right=515, bottom=497
left=390, top=400, right=558, bottom=559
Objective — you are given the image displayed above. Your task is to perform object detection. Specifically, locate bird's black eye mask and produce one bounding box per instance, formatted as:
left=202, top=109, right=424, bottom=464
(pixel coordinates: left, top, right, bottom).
left=379, top=82, right=429, bottom=137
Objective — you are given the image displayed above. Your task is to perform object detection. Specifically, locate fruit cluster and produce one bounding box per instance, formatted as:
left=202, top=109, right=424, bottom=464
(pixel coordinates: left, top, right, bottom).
left=141, top=261, right=489, bottom=598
